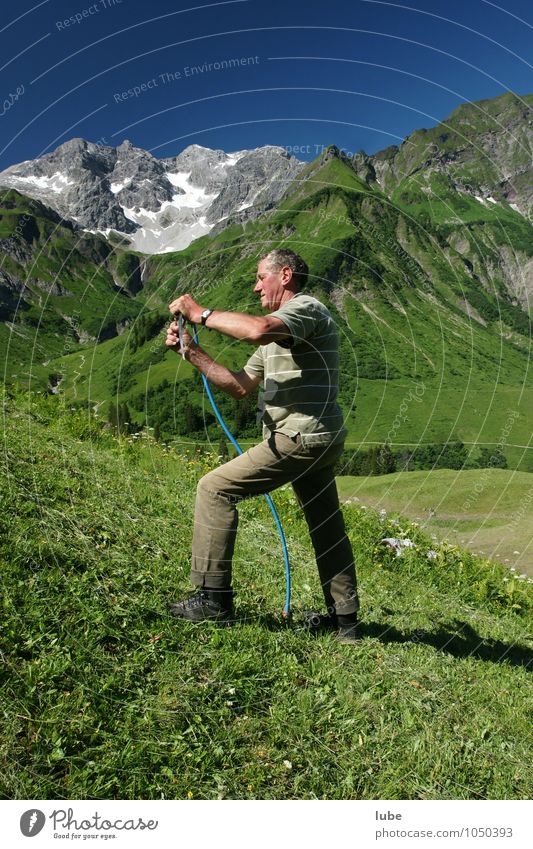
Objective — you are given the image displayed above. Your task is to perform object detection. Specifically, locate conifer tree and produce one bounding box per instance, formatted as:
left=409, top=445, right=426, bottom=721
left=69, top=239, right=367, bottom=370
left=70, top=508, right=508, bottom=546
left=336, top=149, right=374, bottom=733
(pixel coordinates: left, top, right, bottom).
left=377, top=443, right=396, bottom=474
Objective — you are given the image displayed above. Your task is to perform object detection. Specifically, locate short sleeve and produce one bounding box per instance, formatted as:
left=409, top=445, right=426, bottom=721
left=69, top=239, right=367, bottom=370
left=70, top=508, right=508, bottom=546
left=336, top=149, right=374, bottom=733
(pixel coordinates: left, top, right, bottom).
left=243, top=346, right=264, bottom=379
left=270, top=296, right=321, bottom=346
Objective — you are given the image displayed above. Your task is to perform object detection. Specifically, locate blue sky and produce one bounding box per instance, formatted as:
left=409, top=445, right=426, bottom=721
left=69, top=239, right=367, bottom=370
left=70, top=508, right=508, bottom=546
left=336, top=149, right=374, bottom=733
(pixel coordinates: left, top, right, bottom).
left=1, top=0, right=532, bottom=169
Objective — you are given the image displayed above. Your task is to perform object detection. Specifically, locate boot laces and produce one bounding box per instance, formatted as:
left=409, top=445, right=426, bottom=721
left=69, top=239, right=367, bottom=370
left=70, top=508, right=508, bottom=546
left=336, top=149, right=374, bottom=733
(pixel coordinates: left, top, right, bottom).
left=180, top=590, right=209, bottom=610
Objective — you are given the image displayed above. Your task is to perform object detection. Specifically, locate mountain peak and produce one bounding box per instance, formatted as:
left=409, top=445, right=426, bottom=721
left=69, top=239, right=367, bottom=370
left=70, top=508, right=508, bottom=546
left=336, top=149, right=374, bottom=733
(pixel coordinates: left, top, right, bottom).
left=351, top=91, right=533, bottom=213
left=0, top=139, right=306, bottom=253
left=1, top=91, right=531, bottom=250
left=57, top=137, right=88, bottom=152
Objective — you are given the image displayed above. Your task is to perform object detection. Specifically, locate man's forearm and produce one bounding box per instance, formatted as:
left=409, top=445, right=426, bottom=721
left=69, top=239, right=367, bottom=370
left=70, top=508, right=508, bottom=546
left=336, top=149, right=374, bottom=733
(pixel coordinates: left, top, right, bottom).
left=186, top=344, right=244, bottom=399
left=168, top=294, right=290, bottom=344
left=205, top=310, right=267, bottom=342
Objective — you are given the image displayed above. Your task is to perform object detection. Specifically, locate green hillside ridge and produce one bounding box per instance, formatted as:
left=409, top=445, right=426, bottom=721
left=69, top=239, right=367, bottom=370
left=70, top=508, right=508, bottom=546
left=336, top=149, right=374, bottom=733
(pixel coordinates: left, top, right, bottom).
left=355, top=92, right=533, bottom=213
left=1, top=391, right=532, bottom=799
left=337, top=469, right=533, bottom=577
left=0, top=190, right=143, bottom=384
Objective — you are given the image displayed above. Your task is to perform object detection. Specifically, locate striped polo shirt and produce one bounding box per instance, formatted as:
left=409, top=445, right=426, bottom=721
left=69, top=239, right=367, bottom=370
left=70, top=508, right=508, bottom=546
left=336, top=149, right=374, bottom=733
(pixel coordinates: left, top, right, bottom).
left=243, top=292, right=347, bottom=447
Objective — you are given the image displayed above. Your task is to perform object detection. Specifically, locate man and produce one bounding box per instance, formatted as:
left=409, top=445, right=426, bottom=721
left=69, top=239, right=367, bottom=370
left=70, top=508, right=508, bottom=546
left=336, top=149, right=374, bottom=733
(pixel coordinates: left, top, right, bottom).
left=166, top=248, right=359, bottom=643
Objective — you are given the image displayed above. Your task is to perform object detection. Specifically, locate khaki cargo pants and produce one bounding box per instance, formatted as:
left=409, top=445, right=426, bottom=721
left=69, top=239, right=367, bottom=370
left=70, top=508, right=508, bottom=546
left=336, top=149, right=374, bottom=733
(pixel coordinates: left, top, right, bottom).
left=190, top=431, right=359, bottom=615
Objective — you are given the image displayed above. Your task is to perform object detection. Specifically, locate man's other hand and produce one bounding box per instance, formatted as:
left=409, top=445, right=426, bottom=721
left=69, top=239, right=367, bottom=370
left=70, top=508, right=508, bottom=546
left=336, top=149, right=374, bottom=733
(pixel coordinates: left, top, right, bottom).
left=168, top=294, right=203, bottom=323
left=165, top=321, right=194, bottom=356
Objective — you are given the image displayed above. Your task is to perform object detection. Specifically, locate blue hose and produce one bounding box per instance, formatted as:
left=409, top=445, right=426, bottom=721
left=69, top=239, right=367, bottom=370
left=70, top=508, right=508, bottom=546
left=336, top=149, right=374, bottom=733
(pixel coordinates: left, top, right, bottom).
left=181, top=316, right=291, bottom=617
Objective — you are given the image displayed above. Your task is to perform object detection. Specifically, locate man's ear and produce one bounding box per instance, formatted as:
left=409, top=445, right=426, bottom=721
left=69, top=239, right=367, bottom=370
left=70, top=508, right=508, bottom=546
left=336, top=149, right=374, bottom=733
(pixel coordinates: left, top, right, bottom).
left=281, top=265, right=293, bottom=286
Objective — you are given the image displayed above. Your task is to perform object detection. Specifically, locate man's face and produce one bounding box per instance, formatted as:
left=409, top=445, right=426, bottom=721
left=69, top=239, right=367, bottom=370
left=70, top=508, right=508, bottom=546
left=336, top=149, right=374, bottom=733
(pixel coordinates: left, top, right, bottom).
left=253, top=259, right=286, bottom=311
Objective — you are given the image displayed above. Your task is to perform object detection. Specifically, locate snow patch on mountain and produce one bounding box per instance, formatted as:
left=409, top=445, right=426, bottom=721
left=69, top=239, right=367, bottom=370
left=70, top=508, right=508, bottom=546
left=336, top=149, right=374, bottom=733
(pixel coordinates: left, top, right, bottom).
left=110, top=179, right=131, bottom=194
left=165, top=171, right=217, bottom=207
left=7, top=171, right=75, bottom=194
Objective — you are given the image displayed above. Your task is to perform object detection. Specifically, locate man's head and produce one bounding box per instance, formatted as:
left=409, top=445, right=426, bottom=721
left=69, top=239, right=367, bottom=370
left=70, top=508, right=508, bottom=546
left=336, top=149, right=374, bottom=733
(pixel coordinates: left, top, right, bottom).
left=254, top=249, right=309, bottom=311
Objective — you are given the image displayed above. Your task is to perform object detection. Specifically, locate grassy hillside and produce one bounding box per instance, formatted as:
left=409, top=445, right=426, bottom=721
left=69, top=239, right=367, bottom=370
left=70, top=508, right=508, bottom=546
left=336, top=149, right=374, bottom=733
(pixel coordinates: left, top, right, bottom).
left=337, top=469, right=533, bottom=576
left=1, top=391, right=532, bottom=799
left=369, top=92, right=533, bottom=214
left=0, top=190, right=142, bottom=385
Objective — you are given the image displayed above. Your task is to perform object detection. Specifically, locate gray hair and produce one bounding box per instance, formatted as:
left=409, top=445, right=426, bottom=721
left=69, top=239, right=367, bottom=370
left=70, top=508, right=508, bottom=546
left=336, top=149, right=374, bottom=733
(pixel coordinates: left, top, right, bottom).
left=261, top=248, right=309, bottom=290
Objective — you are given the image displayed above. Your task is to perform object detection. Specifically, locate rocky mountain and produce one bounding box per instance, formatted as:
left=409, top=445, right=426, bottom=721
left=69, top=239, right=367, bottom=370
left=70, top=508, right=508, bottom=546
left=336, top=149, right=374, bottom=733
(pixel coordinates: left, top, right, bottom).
left=1, top=92, right=530, bottom=258
left=0, top=139, right=305, bottom=254
left=351, top=92, right=533, bottom=217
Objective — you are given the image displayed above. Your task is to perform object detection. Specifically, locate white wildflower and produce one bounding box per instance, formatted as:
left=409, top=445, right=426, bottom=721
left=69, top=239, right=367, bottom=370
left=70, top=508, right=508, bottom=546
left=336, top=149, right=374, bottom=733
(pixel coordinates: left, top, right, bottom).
left=381, top=537, right=415, bottom=557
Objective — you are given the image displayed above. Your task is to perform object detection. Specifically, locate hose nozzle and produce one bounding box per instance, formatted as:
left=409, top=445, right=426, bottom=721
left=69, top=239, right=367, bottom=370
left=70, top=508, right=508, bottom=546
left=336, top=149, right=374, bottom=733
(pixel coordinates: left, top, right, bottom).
left=174, top=311, right=187, bottom=361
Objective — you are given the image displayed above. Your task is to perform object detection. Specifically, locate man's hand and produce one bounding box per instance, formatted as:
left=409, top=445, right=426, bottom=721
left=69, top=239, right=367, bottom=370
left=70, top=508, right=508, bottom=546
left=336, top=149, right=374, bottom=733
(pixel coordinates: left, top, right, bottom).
left=165, top=320, right=195, bottom=357
left=166, top=317, right=261, bottom=398
left=168, top=294, right=204, bottom=324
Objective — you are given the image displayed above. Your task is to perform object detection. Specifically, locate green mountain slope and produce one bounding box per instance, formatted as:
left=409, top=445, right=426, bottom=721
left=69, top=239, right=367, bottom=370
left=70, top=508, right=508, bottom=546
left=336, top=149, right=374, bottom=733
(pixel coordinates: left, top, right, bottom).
left=0, top=190, right=143, bottom=385
left=1, top=392, right=532, bottom=799
left=46, top=145, right=532, bottom=469
left=2, top=94, right=532, bottom=472
left=353, top=92, right=533, bottom=216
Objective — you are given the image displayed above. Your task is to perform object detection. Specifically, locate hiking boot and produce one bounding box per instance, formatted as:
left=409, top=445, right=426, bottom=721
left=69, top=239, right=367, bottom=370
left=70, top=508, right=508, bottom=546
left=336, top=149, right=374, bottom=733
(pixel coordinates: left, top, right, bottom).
left=168, top=589, right=233, bottom=623
left=302, top=609, right=359, bottom=643
left=301, top=609, right=338, bottom=633
left=336, top=612, right=359, bottom=644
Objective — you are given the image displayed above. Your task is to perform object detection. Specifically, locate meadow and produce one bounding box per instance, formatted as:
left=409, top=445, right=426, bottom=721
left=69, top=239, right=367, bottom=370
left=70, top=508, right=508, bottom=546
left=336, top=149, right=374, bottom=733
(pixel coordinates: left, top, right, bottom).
left=1, top=392, right=532, bottom=800
left=337, top=470, right=533, bottom=577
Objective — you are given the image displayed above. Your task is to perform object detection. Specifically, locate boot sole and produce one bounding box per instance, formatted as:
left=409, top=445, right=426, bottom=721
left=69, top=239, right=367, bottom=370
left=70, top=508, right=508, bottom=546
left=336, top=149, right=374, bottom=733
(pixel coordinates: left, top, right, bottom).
left=336, top=629, right=360, bottom=644
left=168, top=606, right=234, bottom=624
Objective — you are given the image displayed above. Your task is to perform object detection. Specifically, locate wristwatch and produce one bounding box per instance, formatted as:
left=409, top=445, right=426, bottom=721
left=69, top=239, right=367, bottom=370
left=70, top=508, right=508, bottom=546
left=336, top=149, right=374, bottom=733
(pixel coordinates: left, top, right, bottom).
left=200, top=308, right=214, bottom=327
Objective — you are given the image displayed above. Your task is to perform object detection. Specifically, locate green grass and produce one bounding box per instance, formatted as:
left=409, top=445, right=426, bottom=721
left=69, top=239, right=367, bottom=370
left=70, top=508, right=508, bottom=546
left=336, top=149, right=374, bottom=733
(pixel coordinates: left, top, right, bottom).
left=1, top=391, right=532, bottom=800
left=345, top=379, right=533, bottom=473
left=337, top=469, right=533, bottom=577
